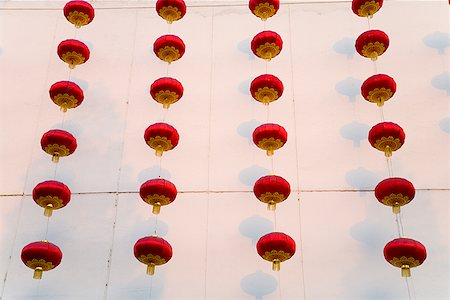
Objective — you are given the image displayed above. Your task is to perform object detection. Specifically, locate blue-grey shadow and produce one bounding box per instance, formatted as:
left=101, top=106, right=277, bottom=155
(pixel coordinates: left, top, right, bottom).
left=423, top=31, right=450, bottom=54
left=340, top=121, right=370, bottom=147
left=237, top=119, right=261, bottom=144
left=239, top=165, right=270, bottom=187
left=335, top=77, right=361, bottom=103
left=432, top=72, right=450, bottom=95
left=138, top=166, right=172, bottom=182
left=239, top=214, right=273, bottom=245
left=238, top=78, right=252, bottom=95
left=238, top=38, right=254, bottom=60
left=439, top=117, right=450, bottom=134
left=240, top=270, right=277, bottom=300
left=333, top=37, right=356, bottom=58
left=345, top=167, right=380, bottom=191
left=71, top=77, right=89, bottom=91
left=83, top=40, right=94, bottom=51
left=350, top=218, right=391, bottom=252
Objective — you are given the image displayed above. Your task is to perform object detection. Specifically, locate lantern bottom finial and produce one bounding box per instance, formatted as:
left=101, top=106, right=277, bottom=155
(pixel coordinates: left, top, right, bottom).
left=33, top=267, right=43, bottom=280
left=69, top=64, right=76, bottom=69
left=392, top=203, right=400, bottom=214
left=152, top=203, right=161, bottom=215
left=272, top=259, right=281, bottom=271
left=267, top=201, right=276, bottom=211
left=384, top=146, right=392, bottom=157
left=147, top=263, right=156, bottom=276
left=266, top=149, right=274, bottom=156
left=52, top=153, right=60, bottom=163
left=44, top=204, right=53, bottom=217
left=401, top=265, right=411, bottom=277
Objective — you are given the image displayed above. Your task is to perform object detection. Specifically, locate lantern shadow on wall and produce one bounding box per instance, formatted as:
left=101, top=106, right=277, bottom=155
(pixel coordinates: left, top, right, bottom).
left=431, top=72, right=450, bottom=95
left=238, top=79, right=252, bottom=96
left=239, top=214, right=274, bottom=245
left=423, top=31, right=450, bottom=54
left=335, top=77, right=361, bottom=103
left=345, top=167, right=380, bottom=191
left=237, top=119, right=262, bottom=144
left=238, top=38, right=255, bottom=60
left=333, top=37, right=356, bottom=59
left=340, top=121, right=370, bottom=147
left=439, top=117, right=450, bottom=134
left=239, top=165, right=270, bottom=187
left=240, top=270, right=277, bottom=300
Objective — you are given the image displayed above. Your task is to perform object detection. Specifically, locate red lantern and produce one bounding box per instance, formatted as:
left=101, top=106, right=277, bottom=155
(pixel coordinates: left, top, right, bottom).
left=375, top=177, right=415, bottom=214
left=249, top=0, right=280, bottom=20
left=21, top=240, right=62, bottom=279
left=150, top=77, right=184, bottom=109
left=63, top=0, right=95, bottom=28
left=153, top=35, right=185, bottom=63
left=251, top=31, right=283, bottom=60
left=368, top=122, right=405, bottom=157
left=41, top=129, right=77, bottom=163
left=57, top=39, right=90, bottom=69
left=352, top=0, right=383, bottom=18
left=384, top=237, right=426, bottom=277
left=250, top=74, right=284, bottom=105
left=254, top=175, right=290, bottom=210
left=49, top=81, right=84, bottom=112
left=253, top=123, right=287, bottom=156
left=144, top=123, right=179, bottom=156
left=134, top=236, right=173, bottom=276
left=156, top=0, right=186, bottom=23
left=355, top=30, right=389, bottom=61
left=361, top=74, right=396, bottom=106
left=140, top=179, right=177, bottom=214
left=32, top=181, right=71, bottom=217
left=257, top=232, right=295, bottom=271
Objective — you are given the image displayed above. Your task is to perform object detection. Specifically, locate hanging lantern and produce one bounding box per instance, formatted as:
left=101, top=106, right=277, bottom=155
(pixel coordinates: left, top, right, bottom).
left=351, top=0, right=384, bottom=18
left=134, top=236, right=173, bottom=276
left=32, top=181, right=71, bottom=217
left=153, top=35, right=185, bottom=63
left=257, top=232, right=295, bottom=271
left=41, top=129, right=77, bottom=163
left=384, top=237, right=426, bottom=277
left=63, top=0, right=95, bottom=28
left=21, top=240, right=62, bottom=280
left=57, top=39, right=90, bottom=69
left=253, top=123, right=287, bottom=156
left=368, top=122, right=405, bottom=157
left=150, top=77, right=184, bottom=109
left=139, top=179, right=177, bottom=214
left=251, top=31, right=283, bottom=60
left=253, top=175, right=290, bottom=210
left=249, top=0, right=280, bottom=21
left=144, top=123, right=179, bottom=157
left=361, top=74, right=396, bottom=106
left=375, top=177, right=415, bottom=214
left=156, top=0, right=186, bottom=23
left=49, top=81, right=84, bottom=112
left=355, top=30, right=389, bottom=61
left=250, top=74, right=284, bottom=105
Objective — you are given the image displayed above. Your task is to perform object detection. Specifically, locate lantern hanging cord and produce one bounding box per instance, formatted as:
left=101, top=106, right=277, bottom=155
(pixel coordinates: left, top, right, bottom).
left=153, top=215, right=159, bottom=235
left=278, top=270, right=283, bottom=300
left=373, top=60, right=378, bottom=74
left=158, top=155, right=163, bottom=178
left=394, top=212, right=405, bottom=237
left=367, top=16, right=371, bottom=30
left=405, top=276, right=416, bottom=300
left=386, top=156, right=394, bottom=177
left=378, top=105, right=385, bottom=122
left=271, top=155, right=274, bottom=175
left=53, top=161, right=59, bottom=179
left=273, top=210, right=277, bottom=230
left=398, top=211, right=405, bottom=237
left=166, top=61, right=170, bottom=76
left=148, top=275, right=154, bottom=300
left=44, top=215, right=51, bottom=240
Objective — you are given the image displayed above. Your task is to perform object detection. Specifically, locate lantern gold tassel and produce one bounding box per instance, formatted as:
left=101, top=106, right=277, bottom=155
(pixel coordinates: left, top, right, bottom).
left=60, top=103, right=68, bottom=112
left=384, top=146, right=392, bottom=157
left=392, top=202, right=400, bottom=214
left=272, top=259, right=281, bottom=271
left=44, top=204, right=54, bottom=217
left=33, top=267, right=43, bottom=280
left=52, top=153, right=60, bottom=163
left=267, top=201, right=276, bottom=211
left=370, top=52, right=378, bottom=61
left=147, top=263, right=156, bottom=276
left=266, top=149, right=274, bottom=156
left=155, top=146, right=163, bottom=157
left=69, top=63, right=76, bottom=69
left=152, top=203, right=161, bottom=215
left=401, top=265, right=411, bottom=277
left=163, top=103, right=170, bottom=109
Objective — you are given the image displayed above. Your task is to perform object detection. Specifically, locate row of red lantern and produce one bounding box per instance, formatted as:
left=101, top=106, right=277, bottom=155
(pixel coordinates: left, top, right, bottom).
left=352, top=0, right=426, bottom=279
left=21, top=1, right=95, bottom=280
left=133, top=0, right=188, bottom=277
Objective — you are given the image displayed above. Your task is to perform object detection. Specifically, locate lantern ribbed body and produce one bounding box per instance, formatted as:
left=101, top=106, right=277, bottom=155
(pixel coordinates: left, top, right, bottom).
left=250, top=74, right=284, bottom=104
left=57, top=39, right=90, bottom=68
left=41, top=129, right=77, bottom=162
left=375, top=177, right=415, bottom=213
left=253, top=123, right=287, bottom=156
left=150, top=77, right=184, bottom=108
left=368, top=122, right=405, bottom=157
left=156, top=0, right=186, bottom=23
left=21, top=241, right=62, bottom=279
left=384, top=238, right=426, bottom=277
left=153, top=35, right=186, bottom=63
left=144, top=122, right=179, bottom=156
left=355, top=30, right=389, bottom=60
left=254, top=175, right=290, bottom=209
left=32, top=180, right=71, bottom=216
left=249, top=0, right=280, bottom=20
left=361, top=74, right=396, bottom=106
left=251, top=31, right=283, bottom=60
left=49, top=81, right=84, bottom=111
left=63, top=1, right=95, bottom=28
left=134, top=236, right=173, bottom=275
left=351, top=0, right=384, bottom=17
left=257, top=232, right=296, bottom=271
left=140, top=179, right=177, bottom=214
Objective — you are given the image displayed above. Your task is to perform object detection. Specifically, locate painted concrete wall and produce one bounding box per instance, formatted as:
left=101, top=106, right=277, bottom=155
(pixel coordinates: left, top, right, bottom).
left=0, top=1, right=449, bottom=299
